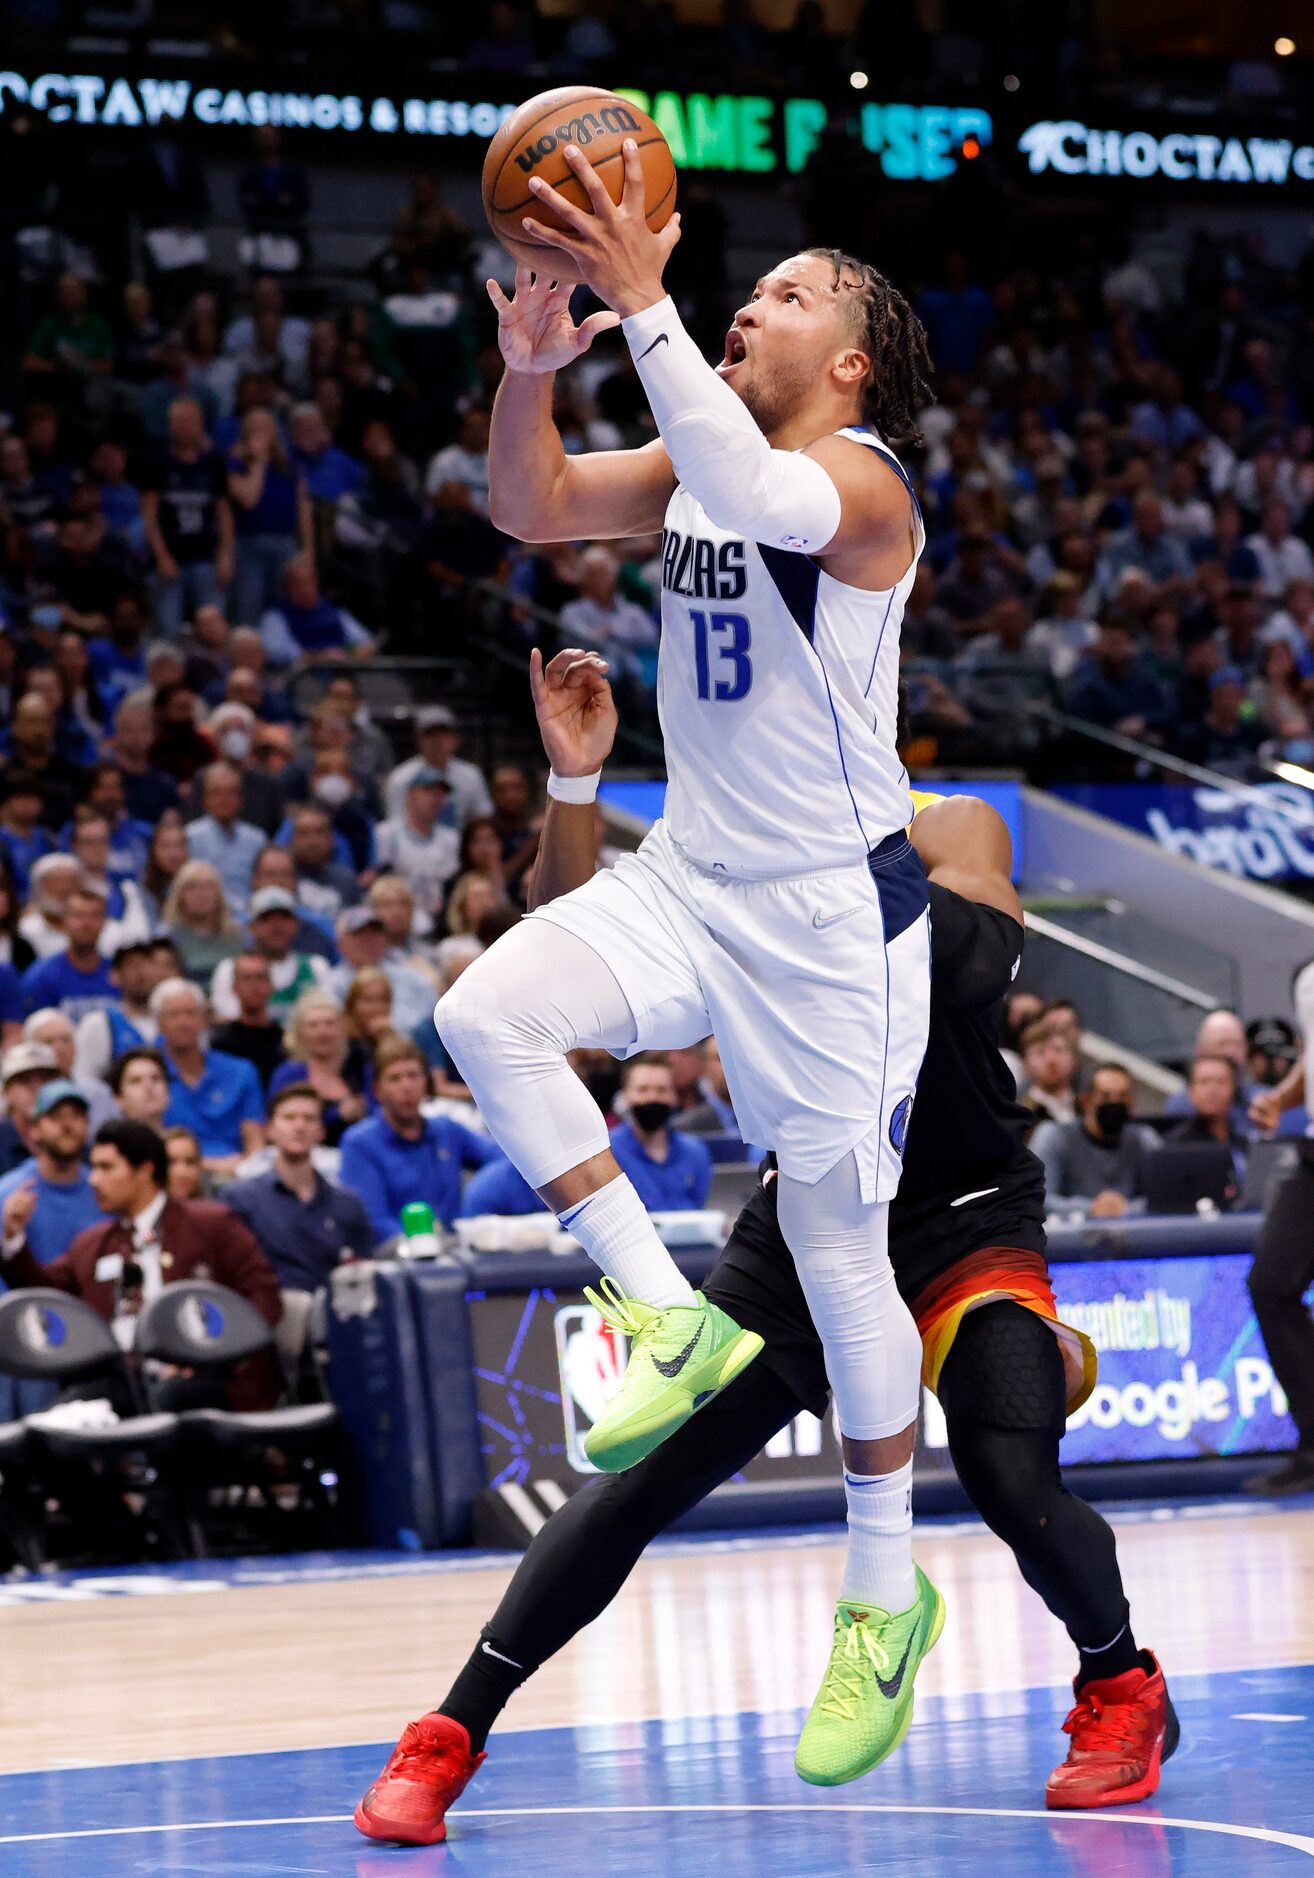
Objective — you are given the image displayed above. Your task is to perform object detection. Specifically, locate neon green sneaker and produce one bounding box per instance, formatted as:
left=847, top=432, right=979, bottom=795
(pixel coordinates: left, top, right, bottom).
left=581, top=1280, right=763, bottom=1473
left=795, top=1565, right=945, bottom=1786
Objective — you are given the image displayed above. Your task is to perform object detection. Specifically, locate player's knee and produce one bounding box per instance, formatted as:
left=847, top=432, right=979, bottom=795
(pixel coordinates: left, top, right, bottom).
left=435, top=954, right=552, bottom=1073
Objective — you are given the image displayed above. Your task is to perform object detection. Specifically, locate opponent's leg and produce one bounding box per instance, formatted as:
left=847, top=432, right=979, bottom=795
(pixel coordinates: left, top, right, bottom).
left=938, top=1302, right=1177, bottom=1809
left=436, top=920, right=763, bottom=1470
left=355, top=1364, right=802, bottom=1845
left=778, top=1154, right=940, bottom=1786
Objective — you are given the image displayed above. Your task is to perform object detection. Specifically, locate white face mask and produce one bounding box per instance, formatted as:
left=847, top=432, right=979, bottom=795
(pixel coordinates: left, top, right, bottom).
left=219, top=730, right=252, bottom=761
left=313, top=774, right=352, bottom=807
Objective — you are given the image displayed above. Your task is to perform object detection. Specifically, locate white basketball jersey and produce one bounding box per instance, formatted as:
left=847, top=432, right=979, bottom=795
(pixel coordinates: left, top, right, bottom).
left=655, top=427, right=923, bottom=877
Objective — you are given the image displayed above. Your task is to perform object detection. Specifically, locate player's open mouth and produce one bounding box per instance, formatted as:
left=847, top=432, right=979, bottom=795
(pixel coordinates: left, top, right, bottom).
left=716, top=329, right=748, bottom=374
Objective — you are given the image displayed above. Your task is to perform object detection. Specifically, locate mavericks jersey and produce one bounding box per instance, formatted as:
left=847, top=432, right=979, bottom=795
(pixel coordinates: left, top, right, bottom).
left=657, top=427, right=923, bottom=877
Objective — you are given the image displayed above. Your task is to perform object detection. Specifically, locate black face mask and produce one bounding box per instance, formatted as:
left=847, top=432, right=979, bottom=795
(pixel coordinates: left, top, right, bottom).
left=1095, top=1100, right=1130, bottom=1140
left=631, top=1100, right=674, bottom=1134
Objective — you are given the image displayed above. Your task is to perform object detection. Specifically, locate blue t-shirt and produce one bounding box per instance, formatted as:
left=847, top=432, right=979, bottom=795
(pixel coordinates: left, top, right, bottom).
left=458, top=1154, right=544, bottom=1219
left=292, top=444, right=364, bottom=505
left=0, top=1159, right=108, bottom=1268
left=608, top=1122, right=713, bottom=1213
left=338, top=1112, right=498, bottom=1241
left=162, top=1047, right=266, bottom=1156
left=228, top=456, right=300, bottom=536
left=22, top=953, right=119, bottom=1024
left=0, top=963, right=22, bottom=1028
left=0, top=826, right=52, bottom=897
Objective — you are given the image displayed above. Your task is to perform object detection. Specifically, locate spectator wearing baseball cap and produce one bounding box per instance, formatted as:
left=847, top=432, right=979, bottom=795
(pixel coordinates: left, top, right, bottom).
left=0, top=1079, right=108, bottom=1269
left=0, top=1042, right=59, bottom=1176
left=384, top=704, right=492, bottom=829
left=327, top=905, right=436, bottom=1035
left=373, top=767, right=460, bottom=919
left=209, top=888, right=334, bottom=1021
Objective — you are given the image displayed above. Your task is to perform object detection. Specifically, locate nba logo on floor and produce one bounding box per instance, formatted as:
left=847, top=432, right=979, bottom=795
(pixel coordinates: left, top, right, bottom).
left=554, top=1302, right=628, bottom=1473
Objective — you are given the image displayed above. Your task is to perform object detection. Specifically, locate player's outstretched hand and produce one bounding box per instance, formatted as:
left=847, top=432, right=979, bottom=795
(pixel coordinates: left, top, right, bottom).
left=522, top=138, right=681, bottom=320
left=531, top=646, right=617, bottom=777
left=487, top=267, right=620, bottom=375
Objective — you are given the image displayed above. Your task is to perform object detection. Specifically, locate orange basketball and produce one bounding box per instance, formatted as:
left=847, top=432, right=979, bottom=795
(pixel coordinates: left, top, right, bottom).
left=482, top=85, right=677, bottom=283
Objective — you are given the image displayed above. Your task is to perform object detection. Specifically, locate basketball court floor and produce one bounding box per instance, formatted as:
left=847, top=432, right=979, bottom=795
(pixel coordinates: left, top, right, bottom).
left=3, top=1495, right=1313, bottom=1874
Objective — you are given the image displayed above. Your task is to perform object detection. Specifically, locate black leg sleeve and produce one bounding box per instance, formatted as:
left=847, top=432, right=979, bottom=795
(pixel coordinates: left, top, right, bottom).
left=439, top=1361, right=804, bottom=1749
left=1248, top=1165, right=1314, bottom=1447
left=938, top=1302, right=1132, bottom=1655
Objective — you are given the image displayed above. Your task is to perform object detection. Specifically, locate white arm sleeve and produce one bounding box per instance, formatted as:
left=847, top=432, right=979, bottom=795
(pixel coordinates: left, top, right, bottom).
left=622, top=296, right=843, bottom=554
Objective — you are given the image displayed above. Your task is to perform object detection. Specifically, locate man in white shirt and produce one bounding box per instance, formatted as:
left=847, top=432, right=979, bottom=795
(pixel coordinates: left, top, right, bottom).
left=373, top=770, right=460, bottom=918
left=558, top=546, right=659, bottom=678
left=384, top=704, right=493, bottom=828
left=1246, top=500, right=1314, bottom=600
left=210, top=889, right=335, bottom=1020
left=423, top=408, right=491, bottom=515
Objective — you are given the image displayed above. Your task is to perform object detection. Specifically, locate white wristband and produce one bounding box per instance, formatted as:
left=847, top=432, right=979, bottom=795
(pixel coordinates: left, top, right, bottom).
left=547, top=768, right=602, bottom=804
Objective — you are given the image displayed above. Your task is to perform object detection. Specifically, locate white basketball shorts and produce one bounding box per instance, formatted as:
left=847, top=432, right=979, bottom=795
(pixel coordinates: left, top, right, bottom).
left=530, top=818, right=931, bottom=1202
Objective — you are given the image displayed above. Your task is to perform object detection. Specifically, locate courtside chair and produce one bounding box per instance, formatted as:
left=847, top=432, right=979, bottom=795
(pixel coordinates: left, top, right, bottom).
left=134, top=1280, right=342, bottom=1554
left=0, top=1420, right=42, bottom=1570
left=0, top=1289, right=197, bottom=1562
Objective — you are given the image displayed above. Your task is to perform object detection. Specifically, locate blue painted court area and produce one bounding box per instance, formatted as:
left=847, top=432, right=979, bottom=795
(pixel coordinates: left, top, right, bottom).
left=4, top=1664, right=1314, bottom=1876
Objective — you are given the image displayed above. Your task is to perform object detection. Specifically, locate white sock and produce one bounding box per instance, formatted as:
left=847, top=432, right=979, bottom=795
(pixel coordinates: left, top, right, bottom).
left=840, top=1460, right=916, bottom=1614
left=559, top=1175, right=697, bottom=1310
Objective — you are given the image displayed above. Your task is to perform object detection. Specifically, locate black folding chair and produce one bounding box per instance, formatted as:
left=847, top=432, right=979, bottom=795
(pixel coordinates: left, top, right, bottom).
left=135, top=1282, right=341, bottom=1554
left=0, top=1290, right=197, bottom=1562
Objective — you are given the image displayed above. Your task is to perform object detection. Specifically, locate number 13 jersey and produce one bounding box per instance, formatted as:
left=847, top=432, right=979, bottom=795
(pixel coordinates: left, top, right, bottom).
left=656, top=427, right=924, bottom=878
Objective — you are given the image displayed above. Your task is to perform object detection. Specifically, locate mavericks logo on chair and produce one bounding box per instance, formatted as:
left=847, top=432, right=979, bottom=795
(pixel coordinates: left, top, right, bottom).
left=178, top=1295, right=227, bottom=1346
left=17, top=1303, right=67, bottom=1353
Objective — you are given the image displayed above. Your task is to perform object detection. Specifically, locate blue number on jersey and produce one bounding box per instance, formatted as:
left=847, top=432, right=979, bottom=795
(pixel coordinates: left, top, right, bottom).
left=691, top=610, right=753, bottom=702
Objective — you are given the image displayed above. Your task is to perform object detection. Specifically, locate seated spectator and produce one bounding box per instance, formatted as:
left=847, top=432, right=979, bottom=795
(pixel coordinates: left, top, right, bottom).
left=1247, top=1016, right=1299, bottom=1098
left=74, top=940, right=166, bottom=1083
left=288, top=802, right=360, bottom=922
left=368, top=874, right=439, bottom=972
left=1246, top=500, right=1314, bottom=600
left=1019, top=1020, right=1079, bottom=1126
left=558, top=546, right=659, bottom=679
left=226, top=409, right=314, bottom=626
left=22, top=884, right=118, bottom=1022
left=673, top=1038, right=764, bottom=1159
left=185, top=760, right=266, bottom=917
left=1178, top=666, right=1266, bottom=777
left=0, top=773, right=53, bottom=902
left=458, top=814, right=510, bottom=893
left=268, top=990, right=371, bottom=1146
left=954, top=596, right=1053, bottom=748
left=161, top=859, right=243, bottom=985
left=0, top=1042, right=60, bottom=1175
left=489, top=764, right=540, bottom=902
left=107, top=1046, right=171, bottom=1132
left=318, top=672, right=393, bottom=786
left=208, top=952, right=290, bottom=1093
left=259, top=554, right=374, bottom=669
left=343, top=967, right=396, bottom=1057
left=608, top=1054, right=713, bottom=1212
left=1250, top=642, right=1311, bottom=759
left=23, top=273, right=113, bottom=400
left=17, top=855, right=82, bottom=962
left=212, top=890, right=334, bottom=1020
left=302, top=750, right=376, bottom=877
left=0, top=1118, right=281, bottom=1411
left=1030, top=1064, right=1159, bottom=1218
left=24, top=1008, right=117, bottom=1135
left=249, top=843, right=336, bottom=959
left=162, top=1124, right=206, bottom=1201
left=107, top=691, right=182, bottom=826
left=140, top=395, right=235, bottom=636
left=1097, top=493, right=1191, bottom=603
left=0, top=1080, right=107, bottom=1266
left=374, top=770, right=460, bottom=920
left=1000, top=988, right=1045, bottom=1086
left=153, top=975, right=265, bottom=1179
left=338, top=1037, right=496, bottom=1243
left=69, top=814, right=152, bottom=951
left=328, top=905, right=434, bottom=1035
left=385, top=704, right=493, bottom=827
left=1164, top=1009, right=1256, bottom=1124
left=424, top=406, right=491, bottom=514
left=1166, top=1055, right=1251, bottom=1189
left=1066, top=619, right=1177, bottom=743
left=935, top=531, right=1015, bottom=627
left=151, top=681, right=218, bottom=787
left=289, top=402, right=362, bottom=504
left=420, top=478, right=509, bottom=594
left=224, top=1082, right=373, bottom=1374
left=445, top=871, right=504, bottom=939
left=2, top=691, right=88, bottom=831
left=140, top=818, right=190, bottom=926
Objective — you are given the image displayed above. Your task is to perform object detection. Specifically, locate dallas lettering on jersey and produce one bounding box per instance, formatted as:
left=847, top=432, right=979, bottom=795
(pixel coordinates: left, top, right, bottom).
left=661, top=529, right=747, bottom=599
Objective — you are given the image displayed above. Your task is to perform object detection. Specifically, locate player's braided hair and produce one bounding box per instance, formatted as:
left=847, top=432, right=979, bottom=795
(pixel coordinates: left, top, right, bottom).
left=804, top=247, right=935, bottom=450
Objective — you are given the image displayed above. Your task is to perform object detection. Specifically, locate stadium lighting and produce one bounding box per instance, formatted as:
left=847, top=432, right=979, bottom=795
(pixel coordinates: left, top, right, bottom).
left=1275, top=35, right=1296, bottom=55
left=1272, top=760, right=1314, bottom=789
left=849, top=70, right=869, bottom=90
left=1003, top=73, right=1021, bottom=92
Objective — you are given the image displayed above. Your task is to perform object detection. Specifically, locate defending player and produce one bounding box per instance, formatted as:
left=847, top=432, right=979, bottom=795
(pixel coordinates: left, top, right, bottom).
left=436, top=143, right=939, bottom=1774
left=356, top=652, right=1177, bottom=1847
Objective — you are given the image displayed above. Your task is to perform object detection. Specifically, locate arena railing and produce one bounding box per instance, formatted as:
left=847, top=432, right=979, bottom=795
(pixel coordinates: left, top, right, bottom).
left=1024, top=700, right=1314, bottom=800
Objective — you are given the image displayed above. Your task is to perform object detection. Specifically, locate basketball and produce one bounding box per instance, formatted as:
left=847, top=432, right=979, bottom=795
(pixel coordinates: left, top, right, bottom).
left=482, top=85, right=677, bottom=281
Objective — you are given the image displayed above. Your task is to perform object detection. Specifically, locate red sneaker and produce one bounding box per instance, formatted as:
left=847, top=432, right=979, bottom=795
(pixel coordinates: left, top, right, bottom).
left=354, top=1713, right=487, bottom=1845
left=1046, top=1653, right=1178, bottom=1810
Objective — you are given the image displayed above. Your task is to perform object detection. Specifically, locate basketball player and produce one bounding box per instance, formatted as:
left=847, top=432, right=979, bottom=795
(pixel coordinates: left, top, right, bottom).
left=356, top=652, right=1176, bottom=1847
left=436, top=140, right=939, bottom=1778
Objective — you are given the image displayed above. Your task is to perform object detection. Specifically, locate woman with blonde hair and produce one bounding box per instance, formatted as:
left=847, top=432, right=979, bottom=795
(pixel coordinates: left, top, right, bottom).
left=267, top=987, right=371, bottom=1145
left=226, top=406, right=313, bottom=623
left=367, top=874, right=440, bottom=986
left=444, top=870, right=503, bottom=939
left=161, top=860, right=242, bottom=984
left=343, top=968, right=395, bottom=1050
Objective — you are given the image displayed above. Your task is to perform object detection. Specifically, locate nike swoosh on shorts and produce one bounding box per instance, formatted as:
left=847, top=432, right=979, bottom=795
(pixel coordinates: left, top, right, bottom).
left=651, top=1319, right=705, bottom=1378
left=637, top=333, right=669, bottom=360
left=812, top=904, right=866, bottom=930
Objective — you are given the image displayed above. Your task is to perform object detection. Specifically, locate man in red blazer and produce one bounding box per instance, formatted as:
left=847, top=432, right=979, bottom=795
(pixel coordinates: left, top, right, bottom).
left=0, top=1117, right=282, bottom=1411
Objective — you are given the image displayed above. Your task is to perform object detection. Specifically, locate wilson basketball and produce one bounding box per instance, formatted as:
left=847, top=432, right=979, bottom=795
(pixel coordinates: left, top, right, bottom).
left=482, top=85, right=677, bottom=281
